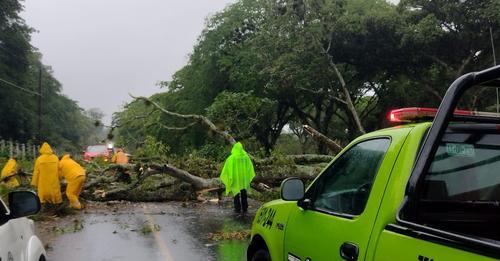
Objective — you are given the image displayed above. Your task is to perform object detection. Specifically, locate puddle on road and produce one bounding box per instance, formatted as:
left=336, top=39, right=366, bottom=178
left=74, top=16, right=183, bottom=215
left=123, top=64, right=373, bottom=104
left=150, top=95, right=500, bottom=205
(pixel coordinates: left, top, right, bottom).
left=44, top=202, right=256, bottom=261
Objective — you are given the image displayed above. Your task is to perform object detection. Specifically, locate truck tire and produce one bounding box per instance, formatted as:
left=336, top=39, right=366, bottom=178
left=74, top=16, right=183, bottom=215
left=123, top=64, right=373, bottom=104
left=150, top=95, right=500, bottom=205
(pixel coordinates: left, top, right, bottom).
left=250, top=248, right=271, bottom=261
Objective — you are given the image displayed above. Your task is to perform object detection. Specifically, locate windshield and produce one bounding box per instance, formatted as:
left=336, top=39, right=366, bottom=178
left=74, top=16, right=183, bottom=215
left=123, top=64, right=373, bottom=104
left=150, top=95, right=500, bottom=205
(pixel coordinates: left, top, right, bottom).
left=86, top=145, right=108, bottom=154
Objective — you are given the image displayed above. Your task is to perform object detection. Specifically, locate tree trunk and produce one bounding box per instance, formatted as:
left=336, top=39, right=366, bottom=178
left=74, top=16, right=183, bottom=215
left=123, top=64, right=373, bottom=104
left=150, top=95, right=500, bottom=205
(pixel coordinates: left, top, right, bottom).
left=329, top=58, right=365, bottom=134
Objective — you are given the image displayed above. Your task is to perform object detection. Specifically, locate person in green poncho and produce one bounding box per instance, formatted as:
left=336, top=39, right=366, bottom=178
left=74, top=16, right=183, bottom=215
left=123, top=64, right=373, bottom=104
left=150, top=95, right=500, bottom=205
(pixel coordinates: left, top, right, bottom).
left=220, top=142, right=255, bottom=213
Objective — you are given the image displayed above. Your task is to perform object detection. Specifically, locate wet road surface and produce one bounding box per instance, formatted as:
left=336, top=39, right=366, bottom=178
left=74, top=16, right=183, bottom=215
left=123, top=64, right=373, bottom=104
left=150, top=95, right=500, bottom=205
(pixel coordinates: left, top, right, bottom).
left=39, top=201, right=257, bottom=261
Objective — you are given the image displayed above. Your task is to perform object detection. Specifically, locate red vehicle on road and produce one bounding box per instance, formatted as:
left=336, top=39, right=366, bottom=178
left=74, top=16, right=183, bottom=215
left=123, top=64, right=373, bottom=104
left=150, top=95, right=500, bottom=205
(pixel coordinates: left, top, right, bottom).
left=83, top=145, right=111, bottom=162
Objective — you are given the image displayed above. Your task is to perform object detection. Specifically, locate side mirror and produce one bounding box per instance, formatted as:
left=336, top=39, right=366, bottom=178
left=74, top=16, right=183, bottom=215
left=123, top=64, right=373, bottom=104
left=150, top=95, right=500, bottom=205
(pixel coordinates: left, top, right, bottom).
left=281, top=178, right=305, bottom=201
left=8, top=191, right=41, bottom=219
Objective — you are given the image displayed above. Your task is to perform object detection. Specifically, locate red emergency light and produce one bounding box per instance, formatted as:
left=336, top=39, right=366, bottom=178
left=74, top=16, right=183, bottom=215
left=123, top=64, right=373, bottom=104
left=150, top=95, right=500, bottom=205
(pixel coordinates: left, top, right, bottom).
left=388, top=107, right=475, bottom=123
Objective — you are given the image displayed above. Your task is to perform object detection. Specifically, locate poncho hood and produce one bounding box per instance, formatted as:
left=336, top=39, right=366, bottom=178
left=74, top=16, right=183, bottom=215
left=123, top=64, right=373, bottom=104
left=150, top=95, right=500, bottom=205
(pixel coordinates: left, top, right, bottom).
left=39, top=142, right=54, bottom=155
left=220, top=142, right=255, bottom=196
left=231, top=142, right=246, bottom=156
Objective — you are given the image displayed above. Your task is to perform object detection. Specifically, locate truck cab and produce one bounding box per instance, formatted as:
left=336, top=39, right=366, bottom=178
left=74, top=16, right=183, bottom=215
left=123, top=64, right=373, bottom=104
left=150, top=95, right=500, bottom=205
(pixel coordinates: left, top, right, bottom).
left=248, top=66, right=500, bottom=261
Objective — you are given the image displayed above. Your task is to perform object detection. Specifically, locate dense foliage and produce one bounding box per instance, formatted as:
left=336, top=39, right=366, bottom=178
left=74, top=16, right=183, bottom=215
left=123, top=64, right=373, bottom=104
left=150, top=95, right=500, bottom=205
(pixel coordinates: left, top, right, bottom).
left=114, top=0, right=500, bottom=155
left=0, top=0, right=100, bottom=151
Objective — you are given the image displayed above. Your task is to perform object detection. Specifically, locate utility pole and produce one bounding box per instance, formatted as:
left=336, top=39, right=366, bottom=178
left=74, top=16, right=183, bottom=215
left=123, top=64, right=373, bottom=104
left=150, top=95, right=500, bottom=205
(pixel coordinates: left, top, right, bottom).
left=38, top=66, right=42, bottom=144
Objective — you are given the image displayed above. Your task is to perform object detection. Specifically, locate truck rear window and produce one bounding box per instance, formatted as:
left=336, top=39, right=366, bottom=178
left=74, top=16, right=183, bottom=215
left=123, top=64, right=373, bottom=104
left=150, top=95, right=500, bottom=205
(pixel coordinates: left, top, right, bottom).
left=424, top=133, right=500, bottom=201
left=420, top=129, right=500, bottom=241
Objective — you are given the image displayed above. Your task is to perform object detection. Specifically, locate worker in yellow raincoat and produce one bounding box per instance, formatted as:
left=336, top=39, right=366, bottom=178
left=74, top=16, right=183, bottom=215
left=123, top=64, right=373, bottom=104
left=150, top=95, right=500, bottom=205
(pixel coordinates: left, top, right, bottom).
left=220, top=142, right=255, bottom=213
left=111, top=148, right=129, bottom=164
left=31, top=142, right=62, bottom=204
left=1, top=155, right=20, bottom=188
left=111, top=148, right=131, bottom=183
left=59, top=154, right=86, bottom=209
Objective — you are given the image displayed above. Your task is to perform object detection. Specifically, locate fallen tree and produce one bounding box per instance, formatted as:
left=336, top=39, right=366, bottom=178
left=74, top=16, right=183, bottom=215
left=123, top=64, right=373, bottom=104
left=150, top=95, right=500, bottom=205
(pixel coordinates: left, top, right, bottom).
left=79, top=94, right=337, bottom=202
left=81, top=156, right=328, bottom=202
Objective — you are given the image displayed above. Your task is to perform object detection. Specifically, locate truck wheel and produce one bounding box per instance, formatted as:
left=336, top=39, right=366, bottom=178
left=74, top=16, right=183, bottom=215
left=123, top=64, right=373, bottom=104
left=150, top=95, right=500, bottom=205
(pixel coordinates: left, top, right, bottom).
left=250, top=248, right=271, bottom=261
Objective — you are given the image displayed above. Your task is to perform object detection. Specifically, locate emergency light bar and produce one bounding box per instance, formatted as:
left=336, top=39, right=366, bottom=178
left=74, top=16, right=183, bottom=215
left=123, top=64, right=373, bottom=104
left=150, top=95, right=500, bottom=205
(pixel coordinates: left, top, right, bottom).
left=388, top=107, right=499, bottom=123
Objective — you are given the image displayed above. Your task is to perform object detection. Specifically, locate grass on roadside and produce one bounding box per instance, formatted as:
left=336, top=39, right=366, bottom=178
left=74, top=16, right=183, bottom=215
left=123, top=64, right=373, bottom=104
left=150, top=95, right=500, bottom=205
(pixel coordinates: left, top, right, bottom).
left=207, top=230, right=251, bottom=241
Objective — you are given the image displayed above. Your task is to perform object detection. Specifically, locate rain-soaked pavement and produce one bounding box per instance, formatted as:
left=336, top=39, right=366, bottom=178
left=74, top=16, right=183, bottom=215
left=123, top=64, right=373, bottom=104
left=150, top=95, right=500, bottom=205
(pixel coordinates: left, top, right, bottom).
left=37, top=201, right=258, bottom=261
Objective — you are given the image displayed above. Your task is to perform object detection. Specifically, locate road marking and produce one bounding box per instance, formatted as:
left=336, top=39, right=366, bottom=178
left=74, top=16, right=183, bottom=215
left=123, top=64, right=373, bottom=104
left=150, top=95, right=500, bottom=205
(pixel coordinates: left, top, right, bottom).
left=142, top=204, right=175, bottom=261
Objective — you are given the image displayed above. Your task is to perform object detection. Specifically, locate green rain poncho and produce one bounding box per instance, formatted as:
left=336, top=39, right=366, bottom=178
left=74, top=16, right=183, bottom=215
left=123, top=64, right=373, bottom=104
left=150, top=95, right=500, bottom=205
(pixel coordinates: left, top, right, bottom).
left=220, top=142, right=255, bottom=196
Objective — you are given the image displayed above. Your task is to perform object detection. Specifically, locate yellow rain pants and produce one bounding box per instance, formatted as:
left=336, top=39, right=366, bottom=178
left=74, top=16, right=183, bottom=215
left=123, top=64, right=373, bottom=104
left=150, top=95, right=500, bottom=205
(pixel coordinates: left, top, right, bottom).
left=59, top=154, right=86, bottom=209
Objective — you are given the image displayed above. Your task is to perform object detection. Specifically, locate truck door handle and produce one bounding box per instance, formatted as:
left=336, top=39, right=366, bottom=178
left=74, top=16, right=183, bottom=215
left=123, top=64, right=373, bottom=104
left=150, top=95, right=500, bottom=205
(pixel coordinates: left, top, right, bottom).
left=340, top=242, right=359, bottom=261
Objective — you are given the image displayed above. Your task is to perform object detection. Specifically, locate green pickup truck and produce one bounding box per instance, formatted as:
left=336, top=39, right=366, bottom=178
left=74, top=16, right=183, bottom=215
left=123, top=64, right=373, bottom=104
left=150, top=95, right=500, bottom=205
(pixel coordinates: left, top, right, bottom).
left=247, top=66, right=500, bottom=261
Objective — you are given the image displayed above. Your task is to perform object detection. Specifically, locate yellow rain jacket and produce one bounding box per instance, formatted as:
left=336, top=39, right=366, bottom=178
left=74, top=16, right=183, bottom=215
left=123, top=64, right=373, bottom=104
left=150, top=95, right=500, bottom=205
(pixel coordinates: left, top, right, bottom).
left=59, top=155, right=85, bottom=182
left=1, top=158, right=20, bottom=188
left=220, top=142, right=255, bottom=196
left=31, top=142, right=62, bottom=204
left=59, top=155, right=86, bottom=209
left=111, top=149, right=129, bottom=164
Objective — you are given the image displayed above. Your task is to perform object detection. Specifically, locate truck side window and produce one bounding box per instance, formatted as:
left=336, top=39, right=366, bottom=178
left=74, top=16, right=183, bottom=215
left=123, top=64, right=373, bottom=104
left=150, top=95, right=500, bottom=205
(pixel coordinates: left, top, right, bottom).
left=309, top=138, right=390, bottom=216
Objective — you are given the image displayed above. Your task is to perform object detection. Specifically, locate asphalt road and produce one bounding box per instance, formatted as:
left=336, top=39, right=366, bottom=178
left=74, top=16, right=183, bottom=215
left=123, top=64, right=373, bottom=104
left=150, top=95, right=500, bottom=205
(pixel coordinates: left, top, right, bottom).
left=39, top=201, right=256, bottom=261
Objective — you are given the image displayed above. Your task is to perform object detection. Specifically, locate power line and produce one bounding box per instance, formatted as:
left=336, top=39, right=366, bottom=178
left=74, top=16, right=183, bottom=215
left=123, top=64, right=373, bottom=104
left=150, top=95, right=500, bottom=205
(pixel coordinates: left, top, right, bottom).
left=0, top=77, right=41, bottom=96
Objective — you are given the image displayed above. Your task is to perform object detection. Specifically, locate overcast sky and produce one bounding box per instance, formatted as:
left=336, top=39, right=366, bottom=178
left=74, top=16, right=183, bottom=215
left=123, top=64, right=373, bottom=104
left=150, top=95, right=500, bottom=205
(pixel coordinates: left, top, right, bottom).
left=21, top=0, right=399, bottom=124
left=21, top=0, right=235, bottom=124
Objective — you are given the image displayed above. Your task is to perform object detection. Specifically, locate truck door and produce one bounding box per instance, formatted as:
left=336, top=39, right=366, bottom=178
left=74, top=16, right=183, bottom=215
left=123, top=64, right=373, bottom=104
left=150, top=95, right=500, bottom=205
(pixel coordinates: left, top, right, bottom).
left=284, top=135, right=406, bottom=261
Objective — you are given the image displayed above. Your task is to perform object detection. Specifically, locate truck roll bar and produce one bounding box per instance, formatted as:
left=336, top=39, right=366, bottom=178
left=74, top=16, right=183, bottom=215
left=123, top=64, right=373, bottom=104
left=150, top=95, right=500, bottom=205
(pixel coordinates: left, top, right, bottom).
left=396, top=65, right=500, bottom=257
left=407, top=65, right=500, bottom=204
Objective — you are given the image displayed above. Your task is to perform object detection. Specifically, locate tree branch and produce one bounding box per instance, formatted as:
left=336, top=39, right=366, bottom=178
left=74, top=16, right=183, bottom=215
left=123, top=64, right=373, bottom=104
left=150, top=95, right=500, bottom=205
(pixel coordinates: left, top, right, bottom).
left=423, top=84, right=443, bottom=101
left=144, top=121, right=198, bottom=131
left=456, top=51, right=475, bottom=77
left=299, top=0, right=365, bottom=134
left=308, top=33, right=365, bottom=133
left=110, top=109, right=159, bottom=128
left=130, top=94, right=236, bottom=145
left=425, top=54, right=453, bottom=71
left=332, top=96, right=348, bottom=105
left=303, top=124, right=343, bottom=153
